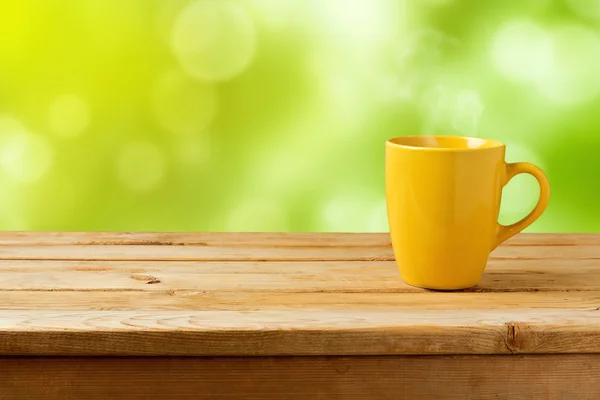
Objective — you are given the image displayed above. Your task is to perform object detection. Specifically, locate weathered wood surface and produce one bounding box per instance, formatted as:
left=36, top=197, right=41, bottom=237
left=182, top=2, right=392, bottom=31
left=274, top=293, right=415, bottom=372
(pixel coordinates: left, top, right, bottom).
left=2, top=355, right=600, bottom=400
left=1, top=232, right=599, bottom=356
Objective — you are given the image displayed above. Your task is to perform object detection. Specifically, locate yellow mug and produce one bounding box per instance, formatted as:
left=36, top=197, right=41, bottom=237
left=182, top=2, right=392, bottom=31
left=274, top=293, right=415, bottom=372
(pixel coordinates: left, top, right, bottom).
left=385, top=135, right=550, bottom=290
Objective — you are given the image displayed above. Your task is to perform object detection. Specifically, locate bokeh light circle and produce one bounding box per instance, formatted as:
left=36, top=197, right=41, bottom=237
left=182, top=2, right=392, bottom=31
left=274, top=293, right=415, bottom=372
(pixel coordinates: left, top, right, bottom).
left=537, top=24, right=600, bottom=105
left=171, top=0, right=257, bottom=82
left=0, top=116, right=53, bottom=183
left=491, top=19, right=552, bottom=85
left=492, top=20, right=600, bottom=105
left=310, top=0, right=395, bottom=51
left=117, top=141, right=166, bottom=192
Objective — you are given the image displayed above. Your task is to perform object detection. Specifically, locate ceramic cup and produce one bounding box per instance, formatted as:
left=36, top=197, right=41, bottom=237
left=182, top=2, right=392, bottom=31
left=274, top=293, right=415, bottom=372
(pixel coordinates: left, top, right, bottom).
left=385, top=135, right=550, bottom=290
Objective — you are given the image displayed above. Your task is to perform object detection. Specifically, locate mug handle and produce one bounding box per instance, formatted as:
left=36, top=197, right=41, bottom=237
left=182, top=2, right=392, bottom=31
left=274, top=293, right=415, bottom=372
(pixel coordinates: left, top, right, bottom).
left=492, top=162, right=550, bottom=250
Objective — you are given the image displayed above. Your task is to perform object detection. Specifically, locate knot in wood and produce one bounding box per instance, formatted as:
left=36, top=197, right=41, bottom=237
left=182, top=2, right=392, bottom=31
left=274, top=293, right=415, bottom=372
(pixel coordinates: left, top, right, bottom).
left=130, top=275, right=161, bottom=284
left=505, top=322, right=525, bottom=353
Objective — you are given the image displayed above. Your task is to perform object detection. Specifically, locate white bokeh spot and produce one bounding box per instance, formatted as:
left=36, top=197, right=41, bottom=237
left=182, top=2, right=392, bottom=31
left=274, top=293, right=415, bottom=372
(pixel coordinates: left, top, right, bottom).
left=309, top=0, right=395, bottom=52
left=0, top=116, right=53, bottom=183
left=491, top=19, right=552, bottom=84
left=537, top=24, right=600, bottom=105
left=171, top=0, right=256, bottom=82
left=492, top=20, right=600, bottom=105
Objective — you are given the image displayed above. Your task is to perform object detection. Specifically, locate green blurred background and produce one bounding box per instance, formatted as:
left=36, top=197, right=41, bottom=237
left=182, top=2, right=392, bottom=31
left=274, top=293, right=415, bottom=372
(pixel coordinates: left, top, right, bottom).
left=0, top=0, right=597, bottom=232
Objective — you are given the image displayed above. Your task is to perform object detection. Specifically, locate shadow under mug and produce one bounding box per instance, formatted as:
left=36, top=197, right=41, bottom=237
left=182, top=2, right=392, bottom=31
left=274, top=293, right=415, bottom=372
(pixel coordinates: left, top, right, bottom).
left=385, top=135, right=550, bottom=290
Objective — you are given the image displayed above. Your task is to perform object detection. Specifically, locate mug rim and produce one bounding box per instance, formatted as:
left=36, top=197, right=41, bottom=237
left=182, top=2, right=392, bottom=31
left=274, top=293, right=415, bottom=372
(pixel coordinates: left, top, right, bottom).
left=386, top=135, right=505, bottom=152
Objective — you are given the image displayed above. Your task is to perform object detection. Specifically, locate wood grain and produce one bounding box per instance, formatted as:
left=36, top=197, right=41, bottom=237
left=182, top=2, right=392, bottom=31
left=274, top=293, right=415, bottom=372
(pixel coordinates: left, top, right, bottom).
left=0, top=232, right=595, bottom=261
left=0, top=244, right=394, bottom=261
left=0, top=243, right=598, bottom=261
left=2, top=290, right=599, bottom=310
left=2, top=355, right=600, bottom=399
left=0, top=231, right=394, bottom=246
left=1, top=258, right=599, bottom=292
left=2, top=309, right=600, bottom=356
left=0, top=231, right=595, bottom=246
left=2, top=232, right=600, bottom=357
left=2, top=257, right=599, bottom=272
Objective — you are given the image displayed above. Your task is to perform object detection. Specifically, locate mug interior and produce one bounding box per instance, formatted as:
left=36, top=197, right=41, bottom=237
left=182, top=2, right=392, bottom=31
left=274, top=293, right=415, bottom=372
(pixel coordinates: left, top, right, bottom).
left=387, top=135, right=504, bottom=150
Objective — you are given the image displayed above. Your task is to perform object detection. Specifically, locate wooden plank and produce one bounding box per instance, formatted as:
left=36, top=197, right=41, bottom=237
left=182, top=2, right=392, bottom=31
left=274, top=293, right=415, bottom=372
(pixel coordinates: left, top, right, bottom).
left=0, top=244, right=394, bottom=261
left=0, top=259, right=400, bottom=273
left=1, top=232, right=598, bottom=358
left=503, top=233, right=600, bottom=246
left=3, top=257, right=600, bottom=272
left=0, top=269, right=401, bottom=292
left=2, top=355, right=600, bottom=399
left=2, top=258, right=599, bottom=273
left=0, top=232, right=600, bottom=261
left=2, top=309, right=600, bottom=356
left=0, top=232, right=594, bottom=262
left=2, top=269, right=600, bottom=292
left=0, top=243, right=598, bottom=261
left=1, top=258, right=599, bottom=292
left=0, top=231, right=596, bottom=247
left=0, top=231, right=392, bottom=246
left=1, top=290, right=599, bottom=311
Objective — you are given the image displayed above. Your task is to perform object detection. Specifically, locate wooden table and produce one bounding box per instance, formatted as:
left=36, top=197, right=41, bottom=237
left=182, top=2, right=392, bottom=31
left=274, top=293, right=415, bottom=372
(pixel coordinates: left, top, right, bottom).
left=1, top=232, right=599, bottom=399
